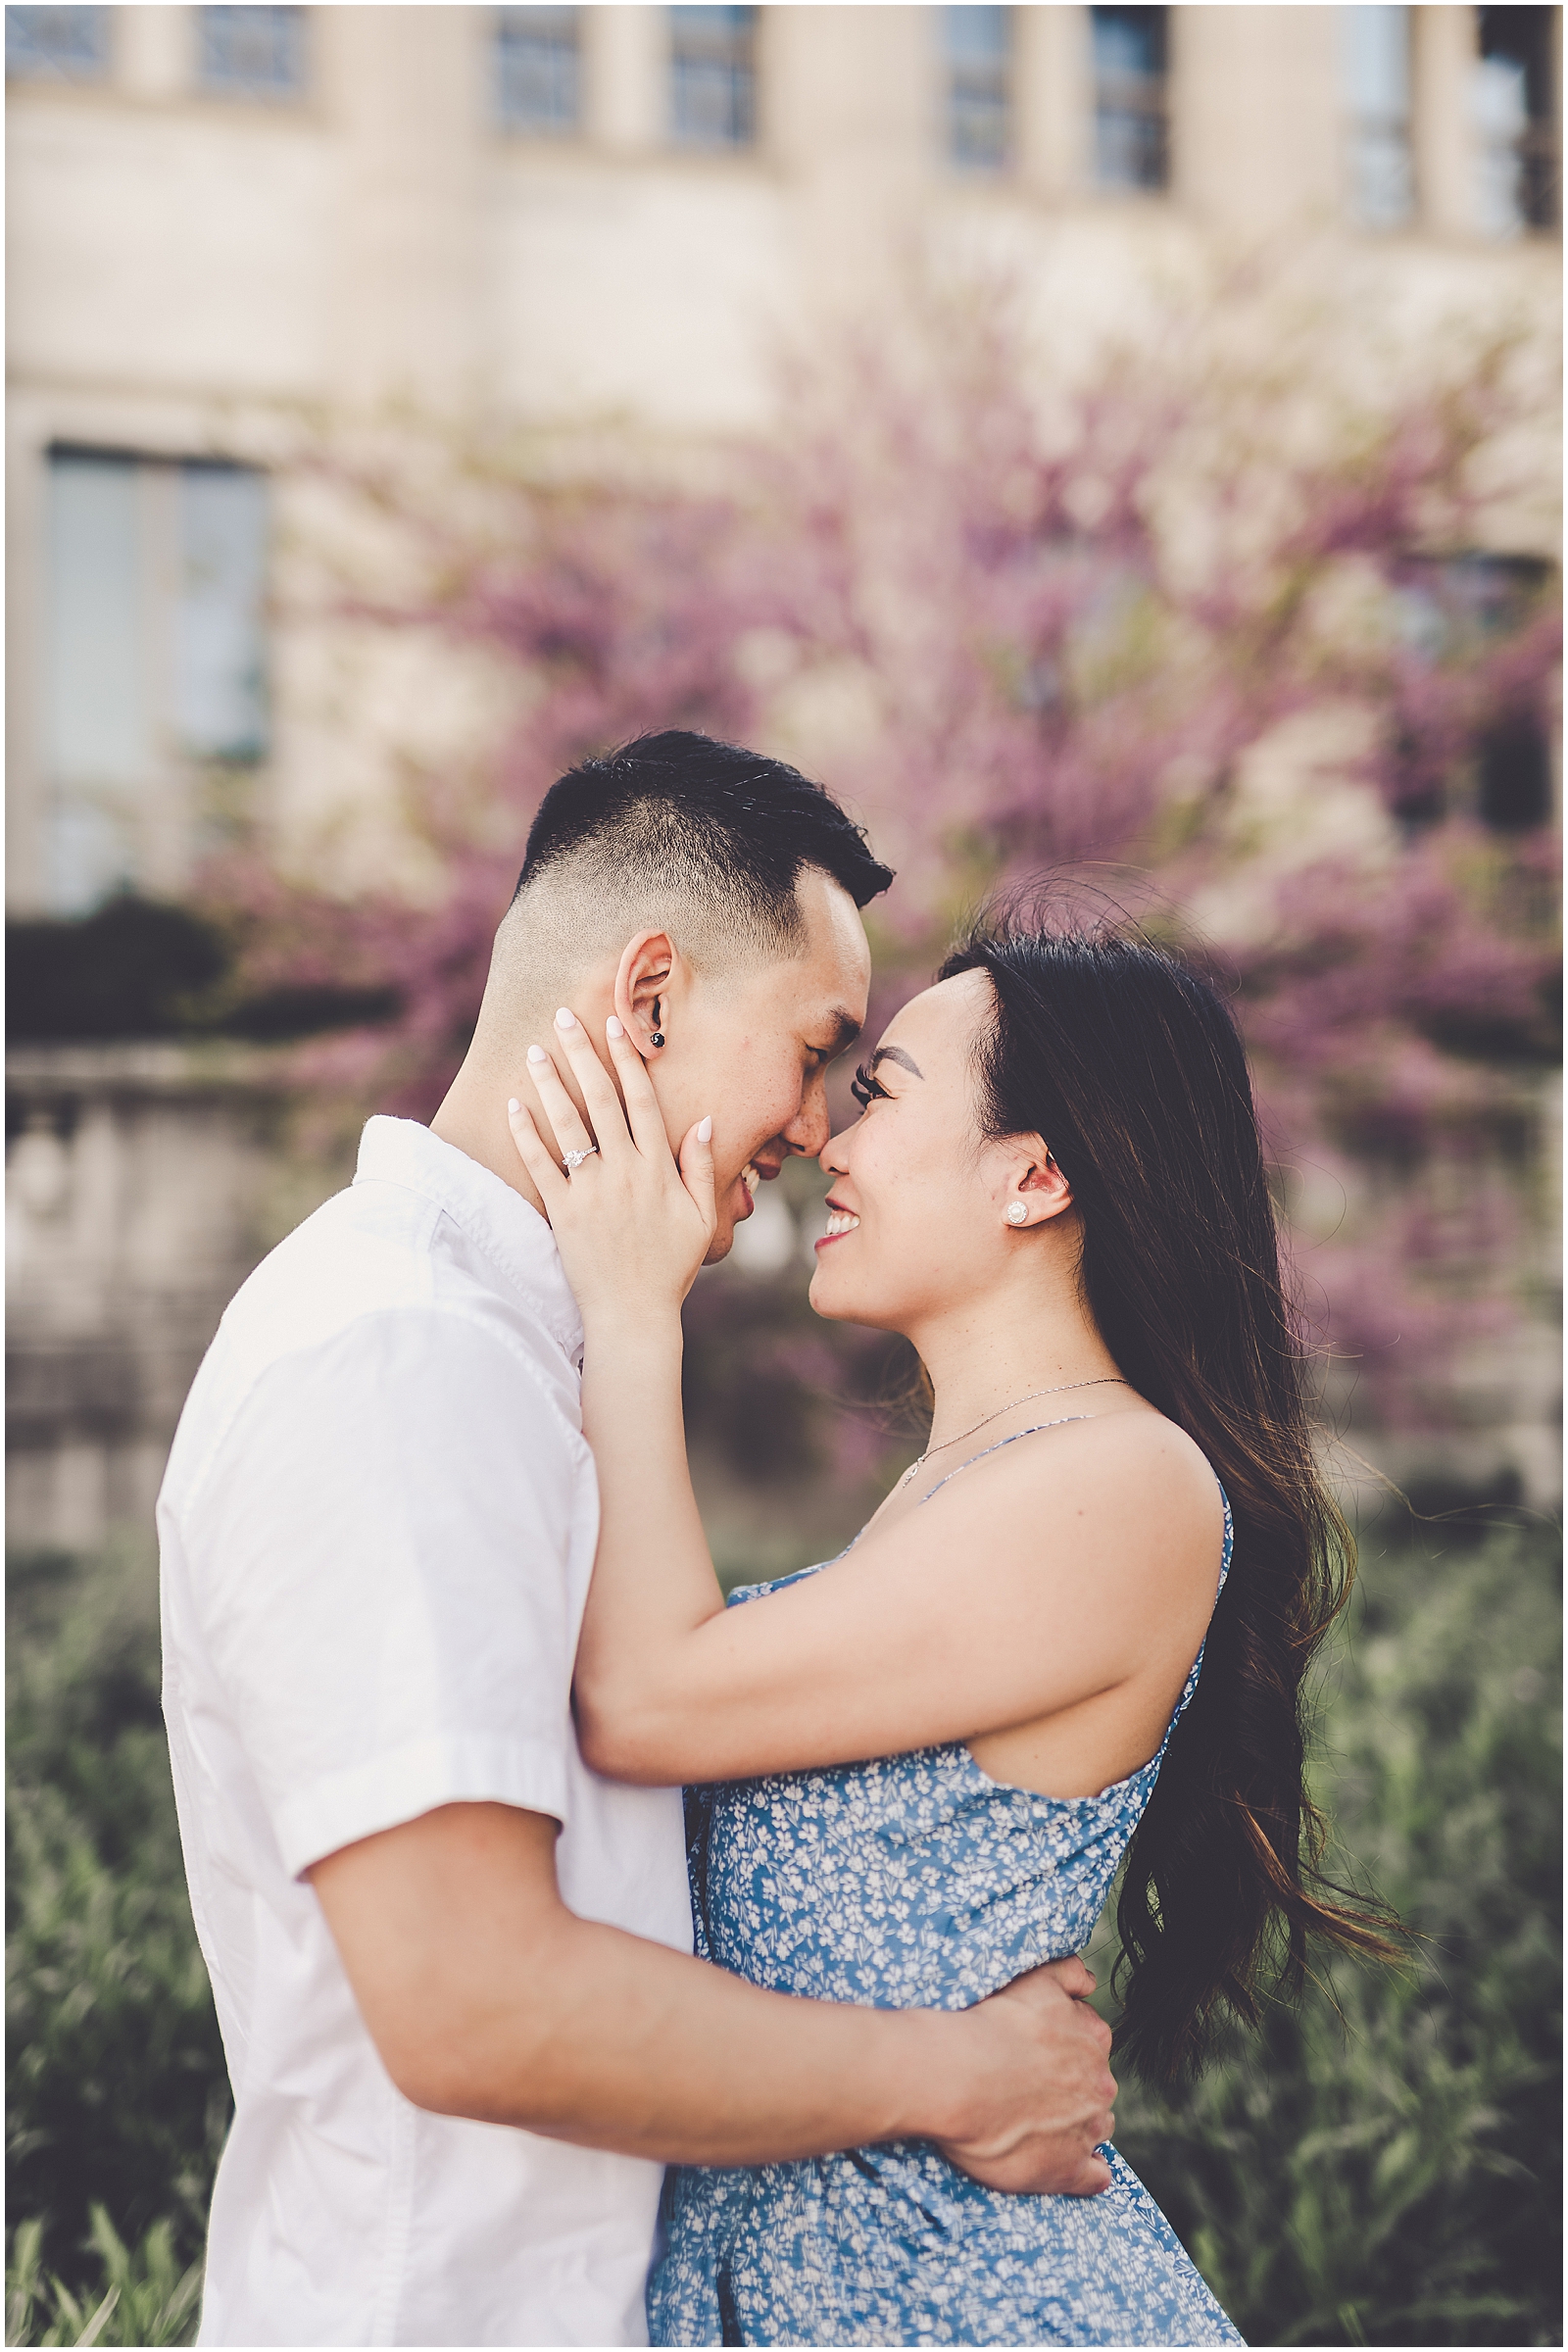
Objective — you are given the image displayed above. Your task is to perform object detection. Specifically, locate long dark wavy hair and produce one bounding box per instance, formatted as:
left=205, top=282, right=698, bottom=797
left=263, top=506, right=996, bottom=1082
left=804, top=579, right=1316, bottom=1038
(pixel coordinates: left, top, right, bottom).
left=939, top=910, right=1396, bottom=2083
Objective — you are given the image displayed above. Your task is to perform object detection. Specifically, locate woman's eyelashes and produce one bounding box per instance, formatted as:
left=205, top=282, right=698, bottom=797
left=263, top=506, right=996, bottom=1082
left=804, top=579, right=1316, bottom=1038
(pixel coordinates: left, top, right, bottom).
left=850, top=1062, right=892, bottom=1111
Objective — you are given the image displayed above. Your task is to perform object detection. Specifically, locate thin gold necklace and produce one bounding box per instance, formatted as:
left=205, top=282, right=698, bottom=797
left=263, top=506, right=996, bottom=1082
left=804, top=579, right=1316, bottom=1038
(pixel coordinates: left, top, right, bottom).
left=894, top=1378, right=1130, bottom=1491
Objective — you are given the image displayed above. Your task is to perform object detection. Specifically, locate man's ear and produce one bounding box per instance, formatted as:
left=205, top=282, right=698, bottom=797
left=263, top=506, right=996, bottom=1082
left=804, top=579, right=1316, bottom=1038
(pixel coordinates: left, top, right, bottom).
left=612, top=931, right=678, bottom=1057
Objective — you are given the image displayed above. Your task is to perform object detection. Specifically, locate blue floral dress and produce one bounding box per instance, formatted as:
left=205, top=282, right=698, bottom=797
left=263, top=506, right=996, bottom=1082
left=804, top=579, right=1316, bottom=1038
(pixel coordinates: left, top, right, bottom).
left=647, top=1428, right=1244, bottom=2348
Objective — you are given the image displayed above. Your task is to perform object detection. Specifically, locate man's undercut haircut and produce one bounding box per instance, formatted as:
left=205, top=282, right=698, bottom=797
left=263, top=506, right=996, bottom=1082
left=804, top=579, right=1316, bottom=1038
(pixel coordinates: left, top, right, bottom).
left=513, top=731, right=894, bottom=968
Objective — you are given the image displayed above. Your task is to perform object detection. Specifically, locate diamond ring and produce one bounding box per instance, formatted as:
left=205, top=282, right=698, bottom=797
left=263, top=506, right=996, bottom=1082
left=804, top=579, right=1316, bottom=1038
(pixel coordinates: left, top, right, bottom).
left=562, top=1145, right=600, bottom=1174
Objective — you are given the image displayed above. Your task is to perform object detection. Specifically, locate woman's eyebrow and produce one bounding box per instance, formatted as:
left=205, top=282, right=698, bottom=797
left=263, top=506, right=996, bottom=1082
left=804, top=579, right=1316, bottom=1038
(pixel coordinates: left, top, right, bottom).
left=871, top=1045, right=924, bottom=1078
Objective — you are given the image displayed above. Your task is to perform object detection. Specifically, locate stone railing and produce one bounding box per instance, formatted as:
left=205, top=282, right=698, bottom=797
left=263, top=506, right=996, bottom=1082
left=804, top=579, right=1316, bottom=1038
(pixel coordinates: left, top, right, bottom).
left=5, top=1042, right=341, bottom=1553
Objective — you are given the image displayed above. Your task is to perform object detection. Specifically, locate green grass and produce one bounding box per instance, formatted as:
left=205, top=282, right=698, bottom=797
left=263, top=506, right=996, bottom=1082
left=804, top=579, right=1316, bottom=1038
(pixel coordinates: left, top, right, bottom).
left=6, top=1520, right=1560, bottom=2347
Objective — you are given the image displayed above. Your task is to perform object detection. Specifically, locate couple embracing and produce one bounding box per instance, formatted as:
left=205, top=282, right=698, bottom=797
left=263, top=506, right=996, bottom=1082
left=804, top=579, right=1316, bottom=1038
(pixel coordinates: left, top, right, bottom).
left=161, top=731, right=1376, bottom=2348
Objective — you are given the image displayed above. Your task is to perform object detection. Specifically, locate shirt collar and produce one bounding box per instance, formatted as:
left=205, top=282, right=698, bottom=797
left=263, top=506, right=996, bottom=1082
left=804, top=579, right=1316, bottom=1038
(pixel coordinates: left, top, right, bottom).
left=354, top=1115, right=583, bottom=1359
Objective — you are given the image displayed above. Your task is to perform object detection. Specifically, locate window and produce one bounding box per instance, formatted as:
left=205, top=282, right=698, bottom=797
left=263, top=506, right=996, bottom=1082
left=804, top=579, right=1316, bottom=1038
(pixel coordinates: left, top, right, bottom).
left=1475, top=7, right=1560, bottom=235
left=670, top=5, right=755, bottom=150
left=496, top=6, right=580, bottom=136
left=6, top=5, right=109, bottom=81
left=1343, top=6, right=1414, bottom=229
left=43, top=452, right=270, bottom=913
left=946, top=7, right=1009, bottom=172
left=1091, top=8, right=1168, bottom=192
left=197, top=5, right=306, bottom=102
left=1393, top=556, right=1553, bottom=831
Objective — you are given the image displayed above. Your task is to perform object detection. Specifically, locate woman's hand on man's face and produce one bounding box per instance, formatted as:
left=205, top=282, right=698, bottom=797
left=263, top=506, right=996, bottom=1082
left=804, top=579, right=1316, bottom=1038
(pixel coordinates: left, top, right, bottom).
left=506, top=1009, right=717, bottom=1329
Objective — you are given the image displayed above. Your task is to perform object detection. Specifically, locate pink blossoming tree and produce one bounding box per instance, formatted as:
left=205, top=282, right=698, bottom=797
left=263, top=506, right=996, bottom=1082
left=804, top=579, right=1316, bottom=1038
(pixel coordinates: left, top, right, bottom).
left=214, top=286, right=1560, bottom=1464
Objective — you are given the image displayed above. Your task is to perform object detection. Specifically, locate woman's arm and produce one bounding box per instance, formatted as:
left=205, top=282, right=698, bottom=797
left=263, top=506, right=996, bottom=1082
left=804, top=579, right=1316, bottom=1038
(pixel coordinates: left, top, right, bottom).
left=509, top=1018, right=1222, bottom=1788
left=508, top=1015, right=730, bottom=1690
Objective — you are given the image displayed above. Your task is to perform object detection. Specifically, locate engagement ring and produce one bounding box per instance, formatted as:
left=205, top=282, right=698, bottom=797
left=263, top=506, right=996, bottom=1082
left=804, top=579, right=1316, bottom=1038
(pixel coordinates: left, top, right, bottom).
left=562, top=1146, right=600, bottom=1173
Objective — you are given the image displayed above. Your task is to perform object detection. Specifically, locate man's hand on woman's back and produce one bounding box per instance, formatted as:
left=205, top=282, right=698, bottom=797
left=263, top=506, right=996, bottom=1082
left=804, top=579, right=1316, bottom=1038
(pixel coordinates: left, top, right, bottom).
left=934, top=1956, right=1116, bottom=2196
left=311, top=1801, right=1116, bottom=2189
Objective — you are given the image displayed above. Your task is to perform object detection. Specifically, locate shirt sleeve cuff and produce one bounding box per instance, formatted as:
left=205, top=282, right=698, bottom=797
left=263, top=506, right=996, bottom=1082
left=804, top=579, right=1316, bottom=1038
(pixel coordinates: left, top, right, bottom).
left=273, top=1734, right=571, bottom=1880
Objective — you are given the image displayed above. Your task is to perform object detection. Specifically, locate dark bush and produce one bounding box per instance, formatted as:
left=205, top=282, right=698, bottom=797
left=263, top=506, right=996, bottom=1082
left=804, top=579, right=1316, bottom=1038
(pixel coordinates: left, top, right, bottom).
left=7, top=902, right=227, bottom=1042
left=6, top=898, right=401, bottom=1045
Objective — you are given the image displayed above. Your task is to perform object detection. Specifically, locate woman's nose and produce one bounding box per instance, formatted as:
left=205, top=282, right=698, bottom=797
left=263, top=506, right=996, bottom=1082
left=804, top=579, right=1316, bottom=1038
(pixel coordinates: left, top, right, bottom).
left=819, top=1125, right=852, bottom=1175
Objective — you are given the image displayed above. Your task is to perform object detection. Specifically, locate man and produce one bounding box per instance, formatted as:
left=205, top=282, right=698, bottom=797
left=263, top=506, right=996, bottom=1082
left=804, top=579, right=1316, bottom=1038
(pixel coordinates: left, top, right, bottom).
left=160, top=732, right=1115, bottom=2348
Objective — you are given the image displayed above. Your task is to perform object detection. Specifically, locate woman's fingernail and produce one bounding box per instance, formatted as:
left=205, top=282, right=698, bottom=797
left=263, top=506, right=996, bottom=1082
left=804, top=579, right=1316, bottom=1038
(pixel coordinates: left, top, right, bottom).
left=697, top=1115, right=712, bottom=1143
left=527, top=1045, right=549, bottom=1064
left=606, top=1014, right=624, bottom=1040
left=555, top=1006, right=576, bottom=1030
left=507, top=1097, right=519, bottom=1114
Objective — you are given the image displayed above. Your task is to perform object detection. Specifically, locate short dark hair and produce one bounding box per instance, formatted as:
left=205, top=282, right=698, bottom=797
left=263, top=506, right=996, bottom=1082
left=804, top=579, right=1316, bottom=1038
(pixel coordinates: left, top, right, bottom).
left=516, top=731, right=893, bottom=956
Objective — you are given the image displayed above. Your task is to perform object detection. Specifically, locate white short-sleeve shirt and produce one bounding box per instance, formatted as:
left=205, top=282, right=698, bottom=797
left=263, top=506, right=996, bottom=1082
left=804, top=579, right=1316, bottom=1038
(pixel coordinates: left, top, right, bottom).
left=158, top=1116, right=692, bottom=2349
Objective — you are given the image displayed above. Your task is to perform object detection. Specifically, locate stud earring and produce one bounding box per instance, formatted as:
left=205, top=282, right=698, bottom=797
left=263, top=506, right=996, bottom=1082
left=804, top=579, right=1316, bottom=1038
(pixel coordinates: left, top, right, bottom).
left=649, top=1029, right=664, bottom=1050
left=1006, top=1201, right=1028, bottom=1225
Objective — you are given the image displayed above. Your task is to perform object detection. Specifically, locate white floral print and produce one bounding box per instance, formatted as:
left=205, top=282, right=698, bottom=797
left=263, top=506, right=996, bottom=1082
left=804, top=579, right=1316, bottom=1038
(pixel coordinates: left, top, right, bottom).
left=648, top=1479, right=1243, bottom=2348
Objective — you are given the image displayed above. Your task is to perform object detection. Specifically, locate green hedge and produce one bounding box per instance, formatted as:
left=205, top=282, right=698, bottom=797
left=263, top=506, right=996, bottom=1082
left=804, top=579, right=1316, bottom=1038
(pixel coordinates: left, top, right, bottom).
left=6, top=1523, right=1560, bottom=2347
left=1094, top=1520, right=1561, bottom=2347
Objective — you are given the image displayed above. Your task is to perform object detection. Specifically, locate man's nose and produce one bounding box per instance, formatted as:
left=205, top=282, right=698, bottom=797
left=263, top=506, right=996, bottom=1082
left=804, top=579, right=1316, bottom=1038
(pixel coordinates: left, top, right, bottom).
left=783, top=1089, right=832, bottom=1159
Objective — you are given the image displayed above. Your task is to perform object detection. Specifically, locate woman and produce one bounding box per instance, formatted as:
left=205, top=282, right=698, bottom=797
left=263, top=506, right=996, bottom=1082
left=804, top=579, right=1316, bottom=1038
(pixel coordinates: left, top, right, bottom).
left=507, top=919, right=1388, bottom=2349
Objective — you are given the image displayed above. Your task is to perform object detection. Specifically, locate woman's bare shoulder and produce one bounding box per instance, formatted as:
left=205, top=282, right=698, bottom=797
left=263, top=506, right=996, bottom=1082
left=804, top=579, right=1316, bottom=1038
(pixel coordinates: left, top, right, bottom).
left=921, top=1405, right=1225, bottom=1589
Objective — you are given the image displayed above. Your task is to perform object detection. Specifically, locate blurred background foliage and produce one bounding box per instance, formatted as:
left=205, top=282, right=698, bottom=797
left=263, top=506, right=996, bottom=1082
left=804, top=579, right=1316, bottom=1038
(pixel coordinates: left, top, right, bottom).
left=7, top=1510, right=1558, bottom=2348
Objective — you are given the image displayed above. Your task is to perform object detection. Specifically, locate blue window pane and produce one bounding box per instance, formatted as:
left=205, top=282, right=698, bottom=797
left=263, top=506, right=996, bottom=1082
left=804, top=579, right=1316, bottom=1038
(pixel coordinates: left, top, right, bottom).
left=6, top=5, right=109, bottom=81
left=1091, top=7, right=1168, bottom=191
left=42, top=450, right=270, bottom=912
left=45, top=453, right=149, bottom=911
left=947, top=6, right=1009, bottom=172
left=670, top=4, right=755, bottom=150
left=1343, top=6, right=1413, bottom=227
left=197, top=5, right=306, bottom=101
left=177, top=466, right=269, bottom=765
left=1475, top=49, right=1532, bottom=235
left=497, top=6, right=580, bottom=135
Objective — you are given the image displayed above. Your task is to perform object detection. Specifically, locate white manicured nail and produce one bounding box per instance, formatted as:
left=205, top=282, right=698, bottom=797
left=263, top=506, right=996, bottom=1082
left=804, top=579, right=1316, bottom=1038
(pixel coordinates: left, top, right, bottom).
left=527, top=1045, right=548, bottom=1064
left=555, top=1007, right=576, bottom=1030
left=697, top=1115, right=712, bottom=1143
left=607, top=1014, right=624, bottom=1039
left=507, top=1098, right=519, bottom=1113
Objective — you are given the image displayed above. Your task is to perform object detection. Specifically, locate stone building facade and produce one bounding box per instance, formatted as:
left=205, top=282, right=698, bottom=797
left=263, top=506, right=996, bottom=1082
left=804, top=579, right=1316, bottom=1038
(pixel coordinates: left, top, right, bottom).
left=6, top=5, right=1560, bottom=1545
left=8, top=3, right=1560, bottom=910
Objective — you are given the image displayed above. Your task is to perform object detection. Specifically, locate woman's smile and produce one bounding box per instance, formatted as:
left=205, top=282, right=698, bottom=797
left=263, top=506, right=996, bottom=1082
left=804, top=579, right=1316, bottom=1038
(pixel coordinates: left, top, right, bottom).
left=817, top=1200, right=860, bottom=1246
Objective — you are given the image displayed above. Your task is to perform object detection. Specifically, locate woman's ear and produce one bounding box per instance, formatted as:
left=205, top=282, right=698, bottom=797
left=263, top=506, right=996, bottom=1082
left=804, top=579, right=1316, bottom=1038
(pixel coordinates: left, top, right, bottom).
left=613, top=931, right=678, bottom=1057
left=1004, top=1137, right=1073, bottom=1227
